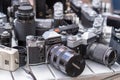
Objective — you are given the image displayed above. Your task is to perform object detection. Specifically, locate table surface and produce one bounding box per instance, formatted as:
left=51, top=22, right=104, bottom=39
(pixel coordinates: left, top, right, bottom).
left=1, top=60, right=120, bottom=80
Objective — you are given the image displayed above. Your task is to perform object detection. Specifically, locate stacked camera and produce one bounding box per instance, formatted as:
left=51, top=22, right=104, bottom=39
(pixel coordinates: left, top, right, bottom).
left=0, top=0, right=120, bottom=78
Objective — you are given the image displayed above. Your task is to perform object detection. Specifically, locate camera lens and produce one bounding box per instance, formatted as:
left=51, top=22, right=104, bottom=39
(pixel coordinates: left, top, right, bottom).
left=87, top=43, right=117, bottom=66
left=17, top=5, right=34, bottom=20
left=14, top=5, right=36, bottom=46
left=107, top=51, right=116, bottom=64
left=13, top=46, right=26, bottom=67
left=48, top=45, right=85, bottom=77
left=1, top=31, right=11, bottom=47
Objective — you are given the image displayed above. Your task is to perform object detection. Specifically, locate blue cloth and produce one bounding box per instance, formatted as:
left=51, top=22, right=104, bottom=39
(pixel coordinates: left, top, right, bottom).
left=112, top=0, right=120, bottom=11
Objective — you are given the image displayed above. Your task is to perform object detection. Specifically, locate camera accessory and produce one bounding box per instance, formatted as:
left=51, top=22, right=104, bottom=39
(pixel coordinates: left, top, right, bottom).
left=14, top=4, right=36, bottom=46
left=13, top=46, right=26, bottom=67
left=1, top=31, right=11, bottom=47
left=53, top=2, right=64, bottom=28
left=0, top=45, right=19, bottom=71
left=0, top=12, right=7, bottom=23
left=70, top=0, right=82, bottom=19
left=26, top=35, right=45, bottom=65
left=54, top=24, right=79, bottom=35
left=48, top=44, right=85, bottom=77
left=81, top=4, right=98, bottom=28
left=107, top=15, right=120, bottom=28
left=87, top=43, right=117, bottom=66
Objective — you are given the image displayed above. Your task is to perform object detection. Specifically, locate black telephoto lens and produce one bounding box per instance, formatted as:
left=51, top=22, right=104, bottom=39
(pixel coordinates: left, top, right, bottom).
left=87, top=43, right=117, bottom=66
left=107, top=15, right=120, bottom=28
left=48, top=45, right=85, bottom=77
left=14, top=4, right=36, bottom=46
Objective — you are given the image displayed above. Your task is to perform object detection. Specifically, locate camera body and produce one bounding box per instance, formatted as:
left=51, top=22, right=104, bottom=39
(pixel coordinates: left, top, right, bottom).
left=67, top=14, right=104, bottom=48
left=26, top=36, right=45, bottom=65
left=67, top=32, right=97, bottom=48
left=81, top=4, right=98, bottom=28
left=0, top=45, right=19, bottom=71
left=67, top=22, right=117, bottom=66
left=70, top=0, right=83, bottom=19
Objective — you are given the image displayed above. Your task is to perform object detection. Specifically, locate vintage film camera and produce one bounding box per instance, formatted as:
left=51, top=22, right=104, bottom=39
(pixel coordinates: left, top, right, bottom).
left=42, top=30, right=85, bottom=77
left=0, top=45, right=19, bottom=71
left=26, top=36, right=45, bottom=65
left=66, top=15, right=117, bottom=66
left=67, top=30, right=117, bottom=66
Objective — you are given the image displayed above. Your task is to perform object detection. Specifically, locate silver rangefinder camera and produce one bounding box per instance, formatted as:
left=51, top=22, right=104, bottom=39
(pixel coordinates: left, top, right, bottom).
left=0, top=45, right=19, bottom=71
